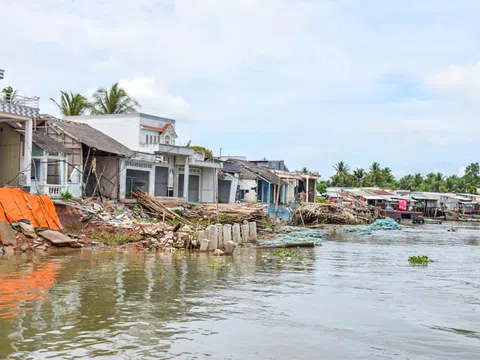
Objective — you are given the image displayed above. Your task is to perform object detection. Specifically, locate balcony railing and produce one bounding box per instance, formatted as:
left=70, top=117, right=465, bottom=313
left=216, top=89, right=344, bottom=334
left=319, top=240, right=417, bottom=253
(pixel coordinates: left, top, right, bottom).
left=38, top=184, right=69, bottom=198
left=2, top=95, right=40, bottom=109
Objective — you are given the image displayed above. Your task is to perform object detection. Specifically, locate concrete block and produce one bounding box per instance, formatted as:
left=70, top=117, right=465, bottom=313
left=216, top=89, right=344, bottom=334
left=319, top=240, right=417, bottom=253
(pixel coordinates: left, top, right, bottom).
left=208, top=226, right=218, bottom=250
left=216, top=224, right=224, bottom=248
left=249, top=222, right=258, bottom=241
left=200, top=239, right=211, bottom=251
left=241, top=224, right=249, bottom=243
left=232, top=223, right=241, bottom=244
left=223, top=224, right=232, bottom=243
left=224, top=240, right=237, bottom=255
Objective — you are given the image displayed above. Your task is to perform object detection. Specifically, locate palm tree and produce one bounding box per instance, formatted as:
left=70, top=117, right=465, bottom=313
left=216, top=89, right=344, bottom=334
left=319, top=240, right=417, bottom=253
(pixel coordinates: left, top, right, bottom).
left=1, top=86, right=18, bottom=104
left=91, top=82, right=140, bottom=114
left=50, top=91, right=91, bottom=116
left=352, top=168, right=366, bottom=187
left=332, top=161, right=351, bottom=186
left=369, top=162, right=383, bottom=186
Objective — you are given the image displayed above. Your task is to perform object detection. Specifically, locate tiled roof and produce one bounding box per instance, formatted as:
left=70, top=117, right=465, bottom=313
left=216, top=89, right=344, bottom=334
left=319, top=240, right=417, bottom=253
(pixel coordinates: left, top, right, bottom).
left=141, top=123, right=172, bottom=133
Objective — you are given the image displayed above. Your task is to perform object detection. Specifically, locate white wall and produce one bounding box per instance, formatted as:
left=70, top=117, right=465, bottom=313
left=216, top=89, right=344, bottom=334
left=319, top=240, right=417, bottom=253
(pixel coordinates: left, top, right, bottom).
left=65, top=115, right=141, bottom=152
left=201, top=167, right=216, bottom=203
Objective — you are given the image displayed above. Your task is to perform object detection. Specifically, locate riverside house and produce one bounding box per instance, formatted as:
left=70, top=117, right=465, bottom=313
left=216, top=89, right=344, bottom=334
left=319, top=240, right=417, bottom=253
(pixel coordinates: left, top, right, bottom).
left=0, top=95, right=39, bottom=191
left=64, top=113, right=222, bottom=203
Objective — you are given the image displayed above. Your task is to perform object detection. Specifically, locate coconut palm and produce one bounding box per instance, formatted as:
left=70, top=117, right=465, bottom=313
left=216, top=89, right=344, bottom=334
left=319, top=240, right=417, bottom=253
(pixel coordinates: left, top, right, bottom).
left=369, top=162, right=383, bottom=186
left=1, top=86, right=19, bottom=104
left=50, top=91, right=91, bottom=116
left=352, top=168, right=366, bottom=187
left=91, top=82, right=140, bottom=114
left=332, top=161, right=351, bottom=186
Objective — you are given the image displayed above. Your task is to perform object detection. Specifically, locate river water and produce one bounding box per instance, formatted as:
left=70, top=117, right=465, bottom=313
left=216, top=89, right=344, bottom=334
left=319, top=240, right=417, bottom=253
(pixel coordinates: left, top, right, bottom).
left=0, top=222, right=479, bottom=359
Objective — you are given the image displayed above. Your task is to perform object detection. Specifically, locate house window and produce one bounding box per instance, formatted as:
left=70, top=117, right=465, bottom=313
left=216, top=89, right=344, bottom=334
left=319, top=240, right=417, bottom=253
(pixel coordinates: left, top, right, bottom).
left=165, top=135, right=171, bottom=145
left=31, top=159, right=41, bottom=180
left=146, top=135, right=150, bottom=144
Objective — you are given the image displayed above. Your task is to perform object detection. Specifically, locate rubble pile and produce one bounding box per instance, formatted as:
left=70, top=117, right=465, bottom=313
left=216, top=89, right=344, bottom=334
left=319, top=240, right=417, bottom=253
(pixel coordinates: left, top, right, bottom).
left=0, top=220, right=83, bottom=255
left=84, top=220, right=193, bottom=251
left=292, top=203, right=374, bottom=226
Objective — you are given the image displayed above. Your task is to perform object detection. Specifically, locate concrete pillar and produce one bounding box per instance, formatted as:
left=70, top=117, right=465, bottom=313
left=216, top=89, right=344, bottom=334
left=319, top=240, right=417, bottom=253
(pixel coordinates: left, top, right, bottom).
left=223, top=224, right=232, bottom=243
left=200, top=239, right=211, bottom=251
left=241, top=223, right=249, bottom=243
left=40, top=155, right=48, bottom=192
left=21, top=118, right=33, bottom=187
left=183, top=156, right=190, bottom=202
left=266, top=182, right=271, bottom=204
left=216, top=224, right=223, bottom=248
left=225, top=240, right=237, bottom=255
left=233, top=223, right=241, bottom=244
left=305, top=176, right=309, bottom=203
left=249, top=222, right=257, bottom=241
left=207, top=225, right=218, bottom=250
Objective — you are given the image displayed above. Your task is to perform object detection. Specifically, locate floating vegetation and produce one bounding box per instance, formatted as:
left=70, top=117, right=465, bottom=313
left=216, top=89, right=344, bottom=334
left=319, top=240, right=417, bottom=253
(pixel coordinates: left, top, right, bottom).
left=408, top=255, right=434, bottom=265
left=272, top=248, right=301, bottom=260
left=207, top=259, right=227, bottom=270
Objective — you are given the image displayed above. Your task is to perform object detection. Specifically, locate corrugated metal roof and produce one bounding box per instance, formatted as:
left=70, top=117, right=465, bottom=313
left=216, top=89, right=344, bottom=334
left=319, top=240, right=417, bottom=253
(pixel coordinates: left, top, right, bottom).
left=228, top=159, right=287, bottom=185
left=32, top=132, right=72, bottom=154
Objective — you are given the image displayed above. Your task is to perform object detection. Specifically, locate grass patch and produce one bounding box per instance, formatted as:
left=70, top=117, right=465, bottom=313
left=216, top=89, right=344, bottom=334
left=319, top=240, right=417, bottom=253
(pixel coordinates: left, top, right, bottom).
left=90, top=233, right=143, bottom=246
left=408, top=255, right=434, bottom=265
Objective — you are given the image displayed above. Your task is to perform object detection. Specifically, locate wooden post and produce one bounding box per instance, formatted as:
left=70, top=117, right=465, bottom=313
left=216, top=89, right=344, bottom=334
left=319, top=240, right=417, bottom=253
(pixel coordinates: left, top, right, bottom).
left=274, top=183, right=281, bottom=220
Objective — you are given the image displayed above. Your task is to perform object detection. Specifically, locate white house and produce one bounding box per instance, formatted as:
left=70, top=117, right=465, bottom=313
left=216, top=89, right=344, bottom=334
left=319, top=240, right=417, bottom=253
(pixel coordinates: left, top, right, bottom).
left=64, top=113, right=223, bottom=203
left=0, top=97, right=38, bottom=190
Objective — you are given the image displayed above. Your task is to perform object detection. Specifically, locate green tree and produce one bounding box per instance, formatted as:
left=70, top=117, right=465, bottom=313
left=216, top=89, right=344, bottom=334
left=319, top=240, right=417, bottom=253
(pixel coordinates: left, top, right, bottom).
left=397, top=175, right=415, bottom=190
left=352, top=168, right=366, bottom=187
left=316, top=181, right=329, bottom=194
left=91, top=82, right=140, bottom=114
left=368, top=162, right=383, bottom=186
left=50, top=91, right=91, bottom=116
left=331, top=161, right=351, bottom=187
left=1, top=86, right=18, bottom=104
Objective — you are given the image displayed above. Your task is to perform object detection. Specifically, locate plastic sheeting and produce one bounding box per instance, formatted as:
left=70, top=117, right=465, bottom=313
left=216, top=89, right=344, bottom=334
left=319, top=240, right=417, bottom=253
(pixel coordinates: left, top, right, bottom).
left=261, top=226, right=325, bottom=246
left=0, top=187, right=63, bottom=230
left=341, top=217, right=401, bottom=234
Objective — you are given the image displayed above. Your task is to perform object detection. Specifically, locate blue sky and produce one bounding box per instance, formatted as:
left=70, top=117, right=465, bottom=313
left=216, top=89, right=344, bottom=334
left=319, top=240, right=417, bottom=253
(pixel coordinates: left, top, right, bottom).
left=2, top=0, right=480, bottom=179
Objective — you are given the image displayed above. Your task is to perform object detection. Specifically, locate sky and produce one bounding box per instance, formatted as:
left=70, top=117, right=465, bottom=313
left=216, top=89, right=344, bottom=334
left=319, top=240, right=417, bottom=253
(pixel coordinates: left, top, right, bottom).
left=1, top=0, right=480, bottom=179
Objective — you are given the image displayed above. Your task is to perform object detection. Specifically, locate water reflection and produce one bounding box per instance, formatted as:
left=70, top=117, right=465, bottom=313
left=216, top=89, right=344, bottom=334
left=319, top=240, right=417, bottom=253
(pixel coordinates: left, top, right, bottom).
left=0, top=223, right=479, bottom=359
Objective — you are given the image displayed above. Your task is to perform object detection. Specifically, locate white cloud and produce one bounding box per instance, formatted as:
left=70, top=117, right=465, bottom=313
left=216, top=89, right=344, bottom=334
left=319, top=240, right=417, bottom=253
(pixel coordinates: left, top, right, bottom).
left=119, top=77, right=190, bottom=119
left=2, top=0, right=480, bottom=176
left=425, top=62, right=480, bottom=98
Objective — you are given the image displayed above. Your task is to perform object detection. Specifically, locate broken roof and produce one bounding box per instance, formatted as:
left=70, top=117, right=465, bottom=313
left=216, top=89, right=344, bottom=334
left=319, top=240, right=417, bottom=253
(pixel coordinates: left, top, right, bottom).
left=32, top=132, right=72, bottom=154
left=40, top=115, right=133, bottom=157
left=140, top=123, right=178, bottom=137
left=228, top=159, right=287, bottom=185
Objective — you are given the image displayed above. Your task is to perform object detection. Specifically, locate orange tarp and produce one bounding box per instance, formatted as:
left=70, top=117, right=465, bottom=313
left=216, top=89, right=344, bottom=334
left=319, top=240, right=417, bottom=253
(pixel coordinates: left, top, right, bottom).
left=0, top=187, right=63, bottom=231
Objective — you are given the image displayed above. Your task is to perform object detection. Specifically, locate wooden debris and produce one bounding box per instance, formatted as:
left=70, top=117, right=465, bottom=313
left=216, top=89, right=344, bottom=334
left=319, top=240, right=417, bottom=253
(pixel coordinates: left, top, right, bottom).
left=254, top=241, right=316, bottom=249
left=133, top=190, right=191, bottom=225
left=292, top=203, right=373, bottom=226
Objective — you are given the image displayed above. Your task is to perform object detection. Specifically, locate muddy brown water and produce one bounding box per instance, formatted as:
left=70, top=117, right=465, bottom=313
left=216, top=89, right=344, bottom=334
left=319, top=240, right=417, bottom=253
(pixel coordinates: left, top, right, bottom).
left=0, top=222, right=479, bottom=359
